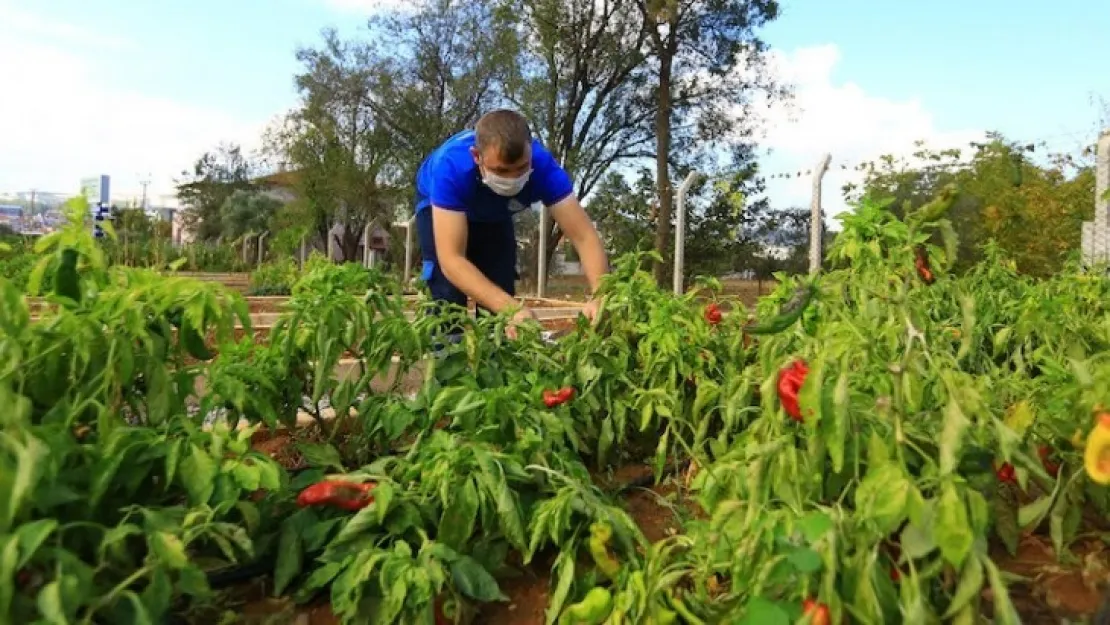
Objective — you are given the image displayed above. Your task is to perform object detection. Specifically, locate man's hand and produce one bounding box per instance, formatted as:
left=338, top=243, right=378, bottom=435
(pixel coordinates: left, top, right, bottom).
left=506, top=307, right=538, bottom=340
left=581, top=297, right=602, bottom=326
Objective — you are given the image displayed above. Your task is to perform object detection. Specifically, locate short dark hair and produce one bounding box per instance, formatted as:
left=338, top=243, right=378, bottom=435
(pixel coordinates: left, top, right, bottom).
left=475, top=109, right=532, bottom=163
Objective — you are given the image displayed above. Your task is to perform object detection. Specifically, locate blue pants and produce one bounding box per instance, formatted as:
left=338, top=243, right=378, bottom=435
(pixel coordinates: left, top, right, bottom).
left=415, top=207, right=518, bottom=319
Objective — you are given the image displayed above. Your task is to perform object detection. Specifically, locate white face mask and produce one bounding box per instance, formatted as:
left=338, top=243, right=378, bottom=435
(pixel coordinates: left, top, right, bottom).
left=482, top=168, right=532, bottom=197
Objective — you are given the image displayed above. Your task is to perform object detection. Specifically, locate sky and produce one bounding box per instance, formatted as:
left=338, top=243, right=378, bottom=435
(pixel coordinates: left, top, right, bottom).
left=0, top=0, right=1107, bottom=218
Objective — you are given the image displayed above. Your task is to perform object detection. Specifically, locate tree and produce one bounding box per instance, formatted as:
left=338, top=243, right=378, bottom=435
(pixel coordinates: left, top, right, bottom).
left=218, top=190, right=283, bottom=241
left=586, top=168, right=657, bottom=261
left=508, top=0, right=657, bottom=274
left=636, top=0, right=783, bottom=285
left=850, top=134, right=1096, bottom=275
left=363, top=0, right=518, bottom=186
left=175, top=143, right=258, bottom=242
left=267, top=29, right=405, bottom=262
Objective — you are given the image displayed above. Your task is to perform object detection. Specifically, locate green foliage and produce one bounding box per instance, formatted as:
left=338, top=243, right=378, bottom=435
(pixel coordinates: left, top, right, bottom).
left=848, top=134, right=1096, bottom=275
left=249, top=258, right=301, bottom=296
left=219, top=190, right=284, bottom=241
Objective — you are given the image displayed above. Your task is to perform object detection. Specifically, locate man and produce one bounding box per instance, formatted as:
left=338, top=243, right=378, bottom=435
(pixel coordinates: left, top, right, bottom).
left=414, top=109, right=609, bottom=337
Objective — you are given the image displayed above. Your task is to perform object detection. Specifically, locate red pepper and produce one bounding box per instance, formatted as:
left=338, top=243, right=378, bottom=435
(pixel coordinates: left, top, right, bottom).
left=802, top=598, right=830, bottom=625
left=1037, top=445, right=1060, bottom=477
left=777, top=360, right=809, bottom=422
left=890, top=566, right=901, bottom=583
left=996, top=462, right=1016, bottom=483
left=296, top=480, right=376, bottom=511
left=914, top=246, right=935, bottom=285
left=704, top=303, right=722, bottom=325
left=543, top=387, right=575, bottom=408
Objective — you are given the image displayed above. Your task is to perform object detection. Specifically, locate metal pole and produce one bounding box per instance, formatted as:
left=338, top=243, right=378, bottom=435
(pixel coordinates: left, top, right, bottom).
left=1092, top=130, right=1110, bottom=265
left=299, top=236, right=307, bottom=267
left=537, top=204, right=548, bottom=298
left=673, top=171, right=701, bottom=296
left=257, top=231, right=268, bottom=266
left=809, top=153, right=832, bottom=274
left=404, top=216, right=414, bottom=286
left=363, top=223, right=373, bottom=268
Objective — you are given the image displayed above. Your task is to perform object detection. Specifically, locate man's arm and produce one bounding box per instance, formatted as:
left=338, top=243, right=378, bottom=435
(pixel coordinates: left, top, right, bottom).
left=431, top=206, right=519, bottom=314
left=549, top=195, right=609, bottom=296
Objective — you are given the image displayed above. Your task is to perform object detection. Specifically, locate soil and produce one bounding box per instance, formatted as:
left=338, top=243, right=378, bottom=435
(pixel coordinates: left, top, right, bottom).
left=990, top=534, right=1109, bottom=621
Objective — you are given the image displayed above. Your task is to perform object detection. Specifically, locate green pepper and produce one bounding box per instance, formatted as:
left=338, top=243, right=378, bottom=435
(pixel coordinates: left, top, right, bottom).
left=666, top=591, right=706, bottom=625
left=645, top=605, right=678, bottom=625
left=53, top=247, right=82, bottom=304
left=910, top=183, right=958, bottom=223
left=588, top=522, right=621, bottom=580
left=558, top=587, right=613, bottom=625
left=745, top=283, right=816, bottom=335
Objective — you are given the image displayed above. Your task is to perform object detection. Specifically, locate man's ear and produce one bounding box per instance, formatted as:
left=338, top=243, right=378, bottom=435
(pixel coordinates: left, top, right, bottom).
left=469, top=146, right=480, bottom=164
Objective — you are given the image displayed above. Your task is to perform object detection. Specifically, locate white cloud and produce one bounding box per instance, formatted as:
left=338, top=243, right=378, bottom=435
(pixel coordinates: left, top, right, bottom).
left=752, top=44, right=986, bottom=217
left=0, top=23, right=271, bottom=206
left=0, top=2, right=132, bottom=50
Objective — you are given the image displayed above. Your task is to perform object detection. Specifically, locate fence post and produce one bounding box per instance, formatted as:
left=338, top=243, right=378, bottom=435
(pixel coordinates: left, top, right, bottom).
left=809, top=153, right=832, bottom=274
left=257, top=231, right=268, bottom=266
left=1095, top=131, right=1110, bottom=265
left=673, top=171, right=701, bottom=296
left=404, top=216, right=414, bottom=287
left=537, top=204, right=549, bottom=298
left=299, top=236, right=307, bottom=268
left=363, top=224, right=373, bottom=268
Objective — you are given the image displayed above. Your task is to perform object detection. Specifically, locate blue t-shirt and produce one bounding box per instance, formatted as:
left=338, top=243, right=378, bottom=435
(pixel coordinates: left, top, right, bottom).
left=414, top=130, right=574, bottom=223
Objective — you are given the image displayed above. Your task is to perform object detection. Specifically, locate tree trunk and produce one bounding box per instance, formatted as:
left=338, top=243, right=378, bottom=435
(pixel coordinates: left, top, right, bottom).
left=651, top=50, right=674, bottom=287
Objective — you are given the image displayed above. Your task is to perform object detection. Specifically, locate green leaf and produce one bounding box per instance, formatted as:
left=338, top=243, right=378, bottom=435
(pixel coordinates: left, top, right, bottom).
left=934, top=483, right=973, bottom=568
left=274, top=517, right=304, bottom=596
left=942, top=555, right=984, bottom=619
left=900, top=520, right=937, bottom=560
left=36, top=580, right=67, bottom=625
left=255, top=460, right=282, bottom=491
left=177, top=565, right=211, bottom=598
left=939, top=397, right=969, bottom=476
left=982, top=555, right=1020, bottom=625
left=737, top=596, right=791, bottom=625
left=179, top=444, right=217, bottom=504
left=992, top=493, right=1020, bottom=556
left=333, top=504, right=382, bottom=545
left=1017, top=495, right=1054, bottom=530
left=150, top=532, right=189, bottom=569
left=1, top=432, right=48, bottom=530
left=797, top=511, right=833, bottom=543
left=786, top=547, right=823, bottom=574
left=450, top=555, right=507, bottom=602
left=827, top=370, right=849, bottom=473
left=545, top=550, right=576, bottom=625
left=297, top=442, right=344, bottom=472
left=855, top=464, right=910, bottom=534
left=140, top=568, right=172, bottom=619
left=438, top=479, right=479, bottom=550
left=15, top=519, right=57, bottom=569
left=120, top=590, right=154, bottom=625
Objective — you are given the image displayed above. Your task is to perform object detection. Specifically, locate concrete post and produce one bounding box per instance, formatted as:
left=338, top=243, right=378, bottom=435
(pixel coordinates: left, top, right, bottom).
left=673, top=171, right=701, bottom=295
left=538, top=204, right=549, bottom=298
left=809, top=153, right=832, bottom=274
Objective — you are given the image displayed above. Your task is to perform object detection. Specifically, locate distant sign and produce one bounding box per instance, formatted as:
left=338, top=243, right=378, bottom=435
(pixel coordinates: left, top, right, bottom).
left=80, top=175, right=110, bottom=206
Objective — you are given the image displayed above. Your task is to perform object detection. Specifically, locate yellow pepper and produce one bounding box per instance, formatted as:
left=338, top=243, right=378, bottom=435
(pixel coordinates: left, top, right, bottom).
left=1084, top=413, right=1110, bottom=485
